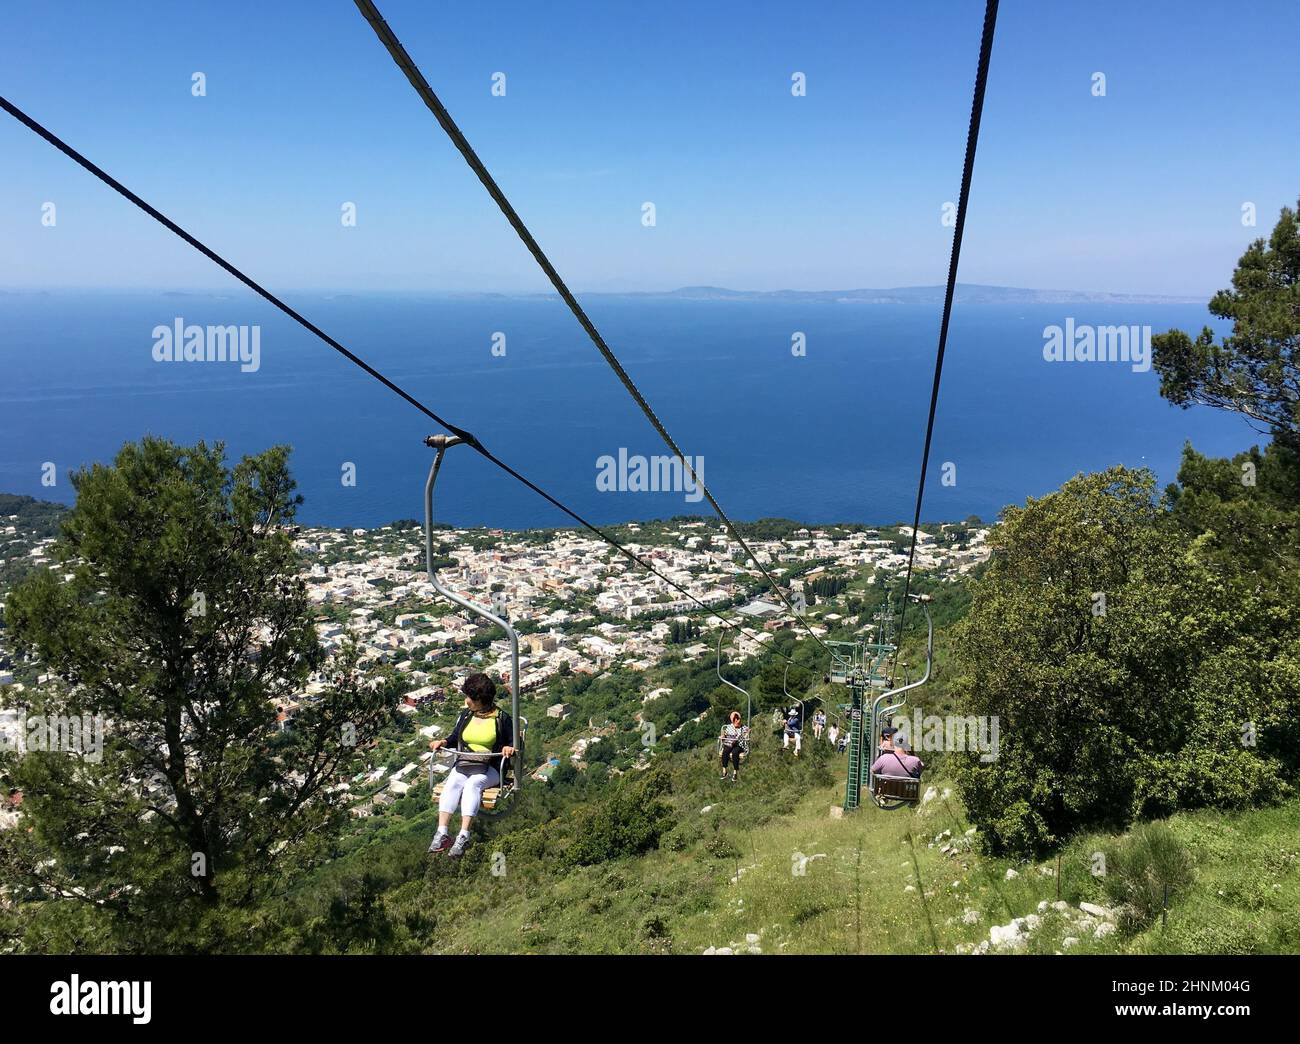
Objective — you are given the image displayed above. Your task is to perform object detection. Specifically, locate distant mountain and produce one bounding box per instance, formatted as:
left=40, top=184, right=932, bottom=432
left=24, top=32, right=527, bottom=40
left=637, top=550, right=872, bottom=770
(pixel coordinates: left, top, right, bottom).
left=1, top=284, right=1205, bottom=305
left=585, top=284, right=1205, bottom=305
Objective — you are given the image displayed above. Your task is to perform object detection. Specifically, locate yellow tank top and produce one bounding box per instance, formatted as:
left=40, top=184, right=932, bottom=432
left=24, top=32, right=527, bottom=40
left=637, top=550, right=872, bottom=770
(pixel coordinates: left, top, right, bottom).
left=461, top=711, right=498, bottom=753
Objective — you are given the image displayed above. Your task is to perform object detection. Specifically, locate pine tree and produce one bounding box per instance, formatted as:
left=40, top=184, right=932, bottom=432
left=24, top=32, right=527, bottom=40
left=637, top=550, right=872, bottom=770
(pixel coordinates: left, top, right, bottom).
left=1, top=438, right=402, bottom=952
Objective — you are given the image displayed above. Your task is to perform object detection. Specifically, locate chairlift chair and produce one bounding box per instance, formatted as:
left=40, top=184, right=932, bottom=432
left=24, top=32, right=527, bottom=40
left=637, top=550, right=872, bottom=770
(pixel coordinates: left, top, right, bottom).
left=426, top=727, right=526, bottom=814
left=824, top=640, right=859, bottom=685
left=867, top=594, right=933, bottom=809
left=782, top=661, right=806, bottom=727
left=716, top=629, right=753, bottom=726
left=422, top=434, right=524, bottom=816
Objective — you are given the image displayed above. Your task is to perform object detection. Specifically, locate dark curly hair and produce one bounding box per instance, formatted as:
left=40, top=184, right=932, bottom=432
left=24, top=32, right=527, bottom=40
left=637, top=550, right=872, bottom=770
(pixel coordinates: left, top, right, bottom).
left=462, top=672, right=497, bottom=709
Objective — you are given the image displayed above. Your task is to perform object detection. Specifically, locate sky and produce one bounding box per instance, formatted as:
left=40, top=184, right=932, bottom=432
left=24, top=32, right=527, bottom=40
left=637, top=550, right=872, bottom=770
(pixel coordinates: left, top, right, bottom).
left=2, top=0, right=1298, bottom=297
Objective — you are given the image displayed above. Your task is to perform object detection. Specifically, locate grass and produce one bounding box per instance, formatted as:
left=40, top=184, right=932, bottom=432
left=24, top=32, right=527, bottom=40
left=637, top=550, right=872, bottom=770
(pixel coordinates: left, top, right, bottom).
left=304, top=738, right=1300, bottom=955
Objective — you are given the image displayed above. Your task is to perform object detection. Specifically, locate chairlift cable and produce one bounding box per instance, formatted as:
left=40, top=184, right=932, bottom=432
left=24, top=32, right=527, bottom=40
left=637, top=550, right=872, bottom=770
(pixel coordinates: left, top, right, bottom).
left=352, top=0, right=829, bottom=654
left=893, top=0, right=998, bottom=649
left=0, top=93, right=799, bottom=666
left=0, top=95, right=474, bottom=447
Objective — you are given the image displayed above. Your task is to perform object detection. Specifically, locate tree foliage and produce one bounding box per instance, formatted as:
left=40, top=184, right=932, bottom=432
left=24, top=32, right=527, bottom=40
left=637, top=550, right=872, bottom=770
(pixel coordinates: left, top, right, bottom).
left=0, top=438, right=402, bottom=952
left=952, top=467, right=1300, bottom=857
left=1152, top=198, right=1300, bottom=445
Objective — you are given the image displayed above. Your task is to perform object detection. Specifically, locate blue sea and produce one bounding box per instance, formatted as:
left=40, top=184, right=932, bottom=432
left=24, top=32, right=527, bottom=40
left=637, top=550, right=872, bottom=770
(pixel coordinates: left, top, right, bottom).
left=0, top=291, right=1256, bottom=530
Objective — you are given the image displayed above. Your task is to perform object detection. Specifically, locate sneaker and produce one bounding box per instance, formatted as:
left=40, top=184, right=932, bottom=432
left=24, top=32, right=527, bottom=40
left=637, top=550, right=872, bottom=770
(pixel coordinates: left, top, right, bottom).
left=428, top=832, right=451, bottom=856
left=448, top=833, right=471, bottom=859
left=730, top=773, right=738, bottom=782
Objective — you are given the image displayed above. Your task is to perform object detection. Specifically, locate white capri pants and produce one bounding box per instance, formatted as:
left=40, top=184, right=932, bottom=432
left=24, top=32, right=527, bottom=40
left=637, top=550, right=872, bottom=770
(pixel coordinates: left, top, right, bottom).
left=438, top=765, right=501, bottom=818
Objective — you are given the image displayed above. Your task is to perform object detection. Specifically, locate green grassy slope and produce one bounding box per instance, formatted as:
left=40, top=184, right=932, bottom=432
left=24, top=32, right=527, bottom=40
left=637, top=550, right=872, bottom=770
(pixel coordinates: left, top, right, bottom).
left=288, top=736, right=1300, bottom=955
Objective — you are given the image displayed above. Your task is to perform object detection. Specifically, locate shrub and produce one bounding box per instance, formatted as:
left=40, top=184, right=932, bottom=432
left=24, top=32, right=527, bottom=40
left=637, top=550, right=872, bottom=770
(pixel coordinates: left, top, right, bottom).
left=662, top=821, right=703, bottom=852
left=1101, top=822, right=1195, bottom=931
left=559, top=773, right=671, bottom=868
left=705, top=833, right=741, bottom=860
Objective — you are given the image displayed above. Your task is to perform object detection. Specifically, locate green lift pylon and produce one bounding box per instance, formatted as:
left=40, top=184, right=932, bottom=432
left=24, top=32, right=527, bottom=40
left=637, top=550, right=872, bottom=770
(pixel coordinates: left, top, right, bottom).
left=829, top=596, right=934, bottom=811
left=827, top=602, right=897, bottom=811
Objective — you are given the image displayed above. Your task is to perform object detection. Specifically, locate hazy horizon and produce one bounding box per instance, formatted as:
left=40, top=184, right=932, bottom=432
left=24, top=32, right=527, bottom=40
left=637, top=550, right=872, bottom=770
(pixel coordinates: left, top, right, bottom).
left=0, top=281, right=1211, bottom=303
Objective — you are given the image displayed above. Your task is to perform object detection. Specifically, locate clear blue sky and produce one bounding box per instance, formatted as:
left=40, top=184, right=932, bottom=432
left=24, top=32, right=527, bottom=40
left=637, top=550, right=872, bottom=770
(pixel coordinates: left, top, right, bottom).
left=2, top=0, right=1298, bottom=296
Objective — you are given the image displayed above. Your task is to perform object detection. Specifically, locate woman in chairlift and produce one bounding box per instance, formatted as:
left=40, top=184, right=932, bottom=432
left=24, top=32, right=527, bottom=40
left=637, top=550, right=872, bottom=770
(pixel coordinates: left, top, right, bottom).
left=718, top=711, right=749, bottom=782
left=427, top=672, right=516, bottom=858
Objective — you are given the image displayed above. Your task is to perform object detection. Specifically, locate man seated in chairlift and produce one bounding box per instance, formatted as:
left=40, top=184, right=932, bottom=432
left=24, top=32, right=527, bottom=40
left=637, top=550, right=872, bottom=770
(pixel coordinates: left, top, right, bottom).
left=782, top=707, right=803, bottom=756
left=869, top=725, right=924, bottom=779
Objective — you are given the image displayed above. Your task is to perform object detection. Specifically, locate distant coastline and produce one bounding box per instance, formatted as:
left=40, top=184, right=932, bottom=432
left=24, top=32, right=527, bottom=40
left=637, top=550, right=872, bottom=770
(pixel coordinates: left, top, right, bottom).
left=0, top=283, right=1208, bottom=306
left=1, top=492, right=979, bottom=539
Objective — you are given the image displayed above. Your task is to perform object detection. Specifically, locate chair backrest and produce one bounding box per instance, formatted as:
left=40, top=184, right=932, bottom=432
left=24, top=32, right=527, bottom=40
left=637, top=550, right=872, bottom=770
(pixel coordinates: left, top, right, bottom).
left=872, top=774, right=920, bottom=803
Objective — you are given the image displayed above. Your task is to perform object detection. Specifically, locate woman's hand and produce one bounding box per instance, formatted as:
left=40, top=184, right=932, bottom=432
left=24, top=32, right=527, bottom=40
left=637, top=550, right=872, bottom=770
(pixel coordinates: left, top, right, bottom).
left=428, top=739, right=445, bottom=752
left=501, top=745, right=517, bottom=758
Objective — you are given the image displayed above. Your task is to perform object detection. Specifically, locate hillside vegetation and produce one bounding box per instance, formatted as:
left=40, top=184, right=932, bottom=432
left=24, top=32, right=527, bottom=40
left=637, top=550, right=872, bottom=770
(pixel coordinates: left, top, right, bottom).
left=269, top=737, right=1300, bottom=955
